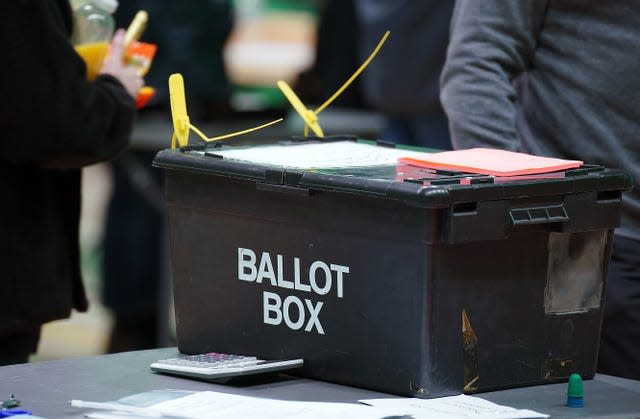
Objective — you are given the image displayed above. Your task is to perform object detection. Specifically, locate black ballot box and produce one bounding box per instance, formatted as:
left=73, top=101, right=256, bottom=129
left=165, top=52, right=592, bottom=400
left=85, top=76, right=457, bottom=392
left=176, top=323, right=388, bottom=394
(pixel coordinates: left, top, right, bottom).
left=153, top=138, right=632, bottom=398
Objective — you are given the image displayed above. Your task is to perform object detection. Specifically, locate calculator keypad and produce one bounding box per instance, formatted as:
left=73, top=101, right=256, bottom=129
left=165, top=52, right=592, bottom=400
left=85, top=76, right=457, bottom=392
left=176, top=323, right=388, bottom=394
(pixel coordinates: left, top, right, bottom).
left=155, top=352, right=259, bottom=369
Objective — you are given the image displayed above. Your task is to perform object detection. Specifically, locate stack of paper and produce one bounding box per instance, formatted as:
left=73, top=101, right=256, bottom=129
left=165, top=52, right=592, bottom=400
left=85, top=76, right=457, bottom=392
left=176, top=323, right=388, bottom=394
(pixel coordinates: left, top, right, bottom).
left=399, top=148, right=583, bottom=176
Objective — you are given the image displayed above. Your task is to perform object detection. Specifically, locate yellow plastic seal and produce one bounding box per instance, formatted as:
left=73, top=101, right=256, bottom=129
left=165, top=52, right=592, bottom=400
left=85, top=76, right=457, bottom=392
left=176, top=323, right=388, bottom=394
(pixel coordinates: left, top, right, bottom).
left=168, top=73, right=282, bottom=149
left=278, top=30, right=390, bottom=138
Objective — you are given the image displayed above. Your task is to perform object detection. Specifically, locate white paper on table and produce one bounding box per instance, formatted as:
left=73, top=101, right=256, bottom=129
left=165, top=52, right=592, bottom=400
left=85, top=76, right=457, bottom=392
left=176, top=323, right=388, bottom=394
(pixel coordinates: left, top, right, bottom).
left=149, top=391, right=395, bottom=419
left=359, top=394, right=549, bottom=419
left=204, top=140, right=429, bottom=169
left=86, top=413, right=159, bottom=419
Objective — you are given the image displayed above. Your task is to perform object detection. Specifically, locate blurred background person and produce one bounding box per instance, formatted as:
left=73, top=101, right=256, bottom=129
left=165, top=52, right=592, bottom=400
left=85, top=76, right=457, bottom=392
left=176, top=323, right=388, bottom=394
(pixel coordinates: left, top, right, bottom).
left=102, top=1, right=233, bottom=352
left=354, top=0, right=454, bottom=149
left=440, top=1, right=640, bottom=379
left=116, top=0, right=233, bottom=119
left=0, top=1, right=142, bottom=365
left=296, top=0, right=365, bottom=110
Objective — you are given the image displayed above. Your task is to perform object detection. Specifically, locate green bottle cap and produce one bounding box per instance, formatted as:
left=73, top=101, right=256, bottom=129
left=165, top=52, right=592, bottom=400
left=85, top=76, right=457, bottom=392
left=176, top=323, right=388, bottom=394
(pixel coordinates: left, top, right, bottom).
left=567, top=373, right=584, bottom=397
left=567, top=373, right=584, bottom=407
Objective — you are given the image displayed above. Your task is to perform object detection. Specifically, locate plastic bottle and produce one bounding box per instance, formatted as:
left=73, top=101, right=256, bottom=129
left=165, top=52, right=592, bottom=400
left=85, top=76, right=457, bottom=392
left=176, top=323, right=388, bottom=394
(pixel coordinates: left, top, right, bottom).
left=72, top=0, right=119, bottom=80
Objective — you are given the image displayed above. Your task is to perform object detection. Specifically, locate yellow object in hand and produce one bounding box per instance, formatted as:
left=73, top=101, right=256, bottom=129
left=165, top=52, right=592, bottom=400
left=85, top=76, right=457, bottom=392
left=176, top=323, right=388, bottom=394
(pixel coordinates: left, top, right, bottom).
left=75, top=42, right=109, bottom=81
left=124, top=10, right=148, bottom=50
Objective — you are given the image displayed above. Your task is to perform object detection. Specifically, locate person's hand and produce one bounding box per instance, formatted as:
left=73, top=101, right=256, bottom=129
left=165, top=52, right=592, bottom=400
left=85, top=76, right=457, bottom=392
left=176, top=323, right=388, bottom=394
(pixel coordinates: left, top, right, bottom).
left=99, top=29, right=144, bottom=98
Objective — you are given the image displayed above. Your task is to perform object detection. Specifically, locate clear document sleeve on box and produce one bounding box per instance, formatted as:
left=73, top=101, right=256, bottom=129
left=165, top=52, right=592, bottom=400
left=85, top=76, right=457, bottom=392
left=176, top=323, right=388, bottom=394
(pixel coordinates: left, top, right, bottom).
left=206, top=140, right=429, bottom=169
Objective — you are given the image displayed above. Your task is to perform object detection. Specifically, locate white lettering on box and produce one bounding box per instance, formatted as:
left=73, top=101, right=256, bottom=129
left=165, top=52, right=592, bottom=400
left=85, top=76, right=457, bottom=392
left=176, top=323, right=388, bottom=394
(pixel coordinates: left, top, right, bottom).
left=276, top=255, right=295, bottom=289
left=262, top=292, right=325, bottom=335
left=293, top=257, right=311, bottom=292
left=263, top=291, right=282, bottom=325
left=257, top=252, right=277, bottom=286
left=240, top=248, right=350, bottom=336
left=309, top=261, right=332, bottom=295
left=304, top=299, right=324, bottom=334
left=238, top=248, right=257, bottom=282
left=283, top=296, right=305, bottom=330
left=331, top=264, right=349, bottom=298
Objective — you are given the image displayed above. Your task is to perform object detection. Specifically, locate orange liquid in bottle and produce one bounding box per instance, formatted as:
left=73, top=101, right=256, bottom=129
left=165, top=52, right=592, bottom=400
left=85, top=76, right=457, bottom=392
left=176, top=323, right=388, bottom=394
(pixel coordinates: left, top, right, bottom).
left=75, top=42, right=109, bottom=81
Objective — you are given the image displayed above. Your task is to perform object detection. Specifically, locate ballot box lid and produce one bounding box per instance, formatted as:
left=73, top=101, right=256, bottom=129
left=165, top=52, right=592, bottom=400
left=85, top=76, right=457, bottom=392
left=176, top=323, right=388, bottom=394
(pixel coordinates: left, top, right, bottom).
left=153, top=137, right=632, bottom=209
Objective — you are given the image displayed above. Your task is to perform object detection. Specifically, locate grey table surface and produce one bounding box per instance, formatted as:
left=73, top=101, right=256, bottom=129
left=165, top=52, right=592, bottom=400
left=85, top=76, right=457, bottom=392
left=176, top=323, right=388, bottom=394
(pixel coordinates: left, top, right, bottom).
left=0, top=347, right=638, bottom=419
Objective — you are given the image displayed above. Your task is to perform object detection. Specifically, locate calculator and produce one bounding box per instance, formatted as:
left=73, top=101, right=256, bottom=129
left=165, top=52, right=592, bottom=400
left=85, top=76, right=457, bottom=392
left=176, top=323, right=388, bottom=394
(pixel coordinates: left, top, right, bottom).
left=150, top=352, right=303, bottom=382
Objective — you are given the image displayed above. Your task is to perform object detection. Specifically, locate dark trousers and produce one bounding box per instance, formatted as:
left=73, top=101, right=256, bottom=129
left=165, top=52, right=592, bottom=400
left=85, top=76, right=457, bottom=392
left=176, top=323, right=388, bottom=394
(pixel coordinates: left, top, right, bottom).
left=0, top=327, right=41, bottom=366
left=598, top=235, right=640, bottom=380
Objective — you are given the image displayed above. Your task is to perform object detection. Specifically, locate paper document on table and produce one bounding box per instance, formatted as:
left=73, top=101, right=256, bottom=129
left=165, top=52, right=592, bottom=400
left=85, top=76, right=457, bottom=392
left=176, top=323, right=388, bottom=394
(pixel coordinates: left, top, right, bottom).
left=77, top=390, right=548, bottom=419
left=360, top=395, right=549, bottom=419
left=399, top=148, right=582, bottom=176
left=99, top=390, right=393, bottom=419
left=206, top=140, right=428, bottom=169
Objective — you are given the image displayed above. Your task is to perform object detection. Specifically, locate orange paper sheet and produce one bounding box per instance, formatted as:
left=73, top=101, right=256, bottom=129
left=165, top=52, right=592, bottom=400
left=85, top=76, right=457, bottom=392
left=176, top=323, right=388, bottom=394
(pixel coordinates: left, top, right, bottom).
left=399, top=148, right=583, bottom=176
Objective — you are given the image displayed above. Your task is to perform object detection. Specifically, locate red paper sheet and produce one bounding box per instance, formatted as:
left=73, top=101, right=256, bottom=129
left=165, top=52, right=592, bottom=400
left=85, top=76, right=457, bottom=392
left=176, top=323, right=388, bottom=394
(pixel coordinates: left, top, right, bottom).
left=398, top=148, right=583, bottom=176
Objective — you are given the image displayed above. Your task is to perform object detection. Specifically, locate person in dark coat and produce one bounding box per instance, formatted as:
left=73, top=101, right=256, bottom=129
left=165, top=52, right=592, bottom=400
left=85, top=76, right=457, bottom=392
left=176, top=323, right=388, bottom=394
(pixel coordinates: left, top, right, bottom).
left=0, top=0, right=143, bottom=365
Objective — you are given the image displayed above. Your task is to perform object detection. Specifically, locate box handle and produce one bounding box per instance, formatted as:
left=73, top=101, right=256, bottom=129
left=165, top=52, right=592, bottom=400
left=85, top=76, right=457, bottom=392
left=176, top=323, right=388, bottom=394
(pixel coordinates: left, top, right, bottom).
left=509, top=204, right=569, bottom=226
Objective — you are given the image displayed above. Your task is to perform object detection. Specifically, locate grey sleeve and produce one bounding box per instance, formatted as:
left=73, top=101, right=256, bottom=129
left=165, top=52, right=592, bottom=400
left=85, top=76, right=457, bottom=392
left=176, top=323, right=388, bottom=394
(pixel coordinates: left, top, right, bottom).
left=439, top=0, right=548, bottom=150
